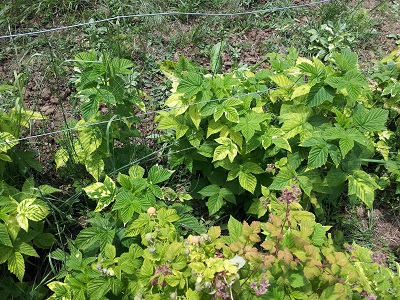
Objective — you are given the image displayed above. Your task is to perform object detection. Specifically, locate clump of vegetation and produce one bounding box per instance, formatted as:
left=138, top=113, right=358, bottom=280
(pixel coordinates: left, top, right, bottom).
left=0, top=0, right=399, bottom=298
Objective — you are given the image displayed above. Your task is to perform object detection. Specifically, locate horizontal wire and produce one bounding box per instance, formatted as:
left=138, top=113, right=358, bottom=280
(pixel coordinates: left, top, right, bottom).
left=0, top=0, right=331, bottom=39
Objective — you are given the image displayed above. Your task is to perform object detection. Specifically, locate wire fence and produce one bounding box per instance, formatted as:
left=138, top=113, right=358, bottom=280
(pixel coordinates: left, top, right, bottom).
left=0, top=0, right=331, bottom=39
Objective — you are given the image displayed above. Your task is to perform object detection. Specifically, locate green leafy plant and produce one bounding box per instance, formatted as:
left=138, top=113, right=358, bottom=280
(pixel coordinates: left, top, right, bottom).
left=0, top=177, right=58, bottom=282
left=55, top=50, right=146, bottom=180
left=47, top=186, right=400, bottom=299
left=0, top=73, right=45, bottom=181
left=307, top=21, right=356, bottom=61
left=156, top=46, right=390, bottom=219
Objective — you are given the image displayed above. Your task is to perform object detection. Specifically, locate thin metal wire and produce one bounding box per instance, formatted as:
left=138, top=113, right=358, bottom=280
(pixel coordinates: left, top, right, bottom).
left=0, top=0, right=331, bottom=39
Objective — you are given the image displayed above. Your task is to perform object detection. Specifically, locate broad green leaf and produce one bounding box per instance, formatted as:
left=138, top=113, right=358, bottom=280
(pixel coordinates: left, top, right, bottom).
left=14, top=242, right=38, bottom=257
left=47, top=282, right=71, bottom=298
left=227, top=216, right=242, bottom=241
left=0, top=132, right=18, bottom=153
left=140, top=258, right=153, bottom=277
left=148, top=165, right=174, bottom=184
left=198, top=184, right=220, bottom=197
left=0, top=245, right=12, bottom=264
left=165, top=275, right=181, bottom=287
left=177, top=72, right=204, bottom=99
left=8, top=251, right=25, bottom=281
left=269, top=74, right=294, bottom=87
left=85, top=153, right=104, bottom=181
left=311, top=223, right=327, bottom=246
left=188, top=105, right=201, bottom=129
left=16, top=198, right=50, bottom=231
left=38, top=185, right=62, bottom=195
left=0, top=224, right=12, bottom=247
left=327, top=144, right=341, bottom=167
left=80, top=98, right=98, bottom=121
left=87, top=277, right=111, bottom=299
left=348, top=170, right=380, bottom=209
left=242, top=162, right=265, bottom=174
left=269, top=168, right=297, bottom=190
left=324, top=168, right=347, bottom=187
left=289, top=273, right=308, bottom=288
left=307, top=144, right=329, bottom=169
left=238, top=171, right=257, bottom=194
left=332, top=48, right=358, bottom=72
left=83, top=176, right=115, bottom=212
left=272, top=136, right=291, bottom=152
left=306, top=83, right=334, bottom=107
left=224, top=106, right=239, bottom=123
left=339, top=137, right=354, bottom=157
left=33, top=233, right=56, bottom=249
left=55, top=147, right=69, bottom=169
left=206, top=195, right=224, bottom=215
left=105, top=243, right=116, bottom=260
left=353, top=105, right=388, bottom=132
left=213, top=142, right=238, bottom=162
left=129, top=164, right=145, bottom=179
left=233, top=111, right=268, bottom=140
left=79, top=125, right=102, bottom=155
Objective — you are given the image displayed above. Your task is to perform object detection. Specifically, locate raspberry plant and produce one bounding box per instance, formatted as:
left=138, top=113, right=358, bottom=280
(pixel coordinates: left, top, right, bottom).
left=156, top=46, right=390, bottom=218
left=47, top=183, right=400, bottom=299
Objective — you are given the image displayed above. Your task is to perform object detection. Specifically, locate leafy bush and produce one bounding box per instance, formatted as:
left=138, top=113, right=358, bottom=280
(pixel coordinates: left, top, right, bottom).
left=0, top=178, right=59, bottom=282
left=156, top=46, right=390, bottom=220
left=55, top=51, right=146, bottom=180
left=47, top=183, right=400, bottom=299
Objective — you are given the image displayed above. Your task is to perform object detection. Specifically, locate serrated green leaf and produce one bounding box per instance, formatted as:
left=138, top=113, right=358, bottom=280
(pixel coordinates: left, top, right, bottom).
left=47, top=281, right=71, bottom=298
left=332, top=48, right=358, bottom=72
left=105, top=243, right=116, bottom=260
left=80, top=98, right=98, bottom=121
left=353, top=105, right=388, bottom=132
left=140, top=258, right=153, bottom=277
left=327, top=144, right=341, bottom=166
left=199, top=184, right=220, bottom=197
left=129, top=164, right=145, bottom=179
left=289, top=273, right=308, bottom=288
left=87, top=277, right=111, bottom=299
left=33, top=233, right=56, bottom=249
left=307, top=83, right=335, bottom=107
left=55, top=147, right=69, bottom=169
left=348, top=170, right=380, bottom=209
left=15, top=241, right=39, bottom=257
left=177, top=72, right=204, bottom=98
left=0, top=245, right=12, bottom=264
left=238, top=171, right=257, bottom=193
left=269, top=168, right=296, bottom=190
left=148, top=165, right=173, bottom=184
left=0, top=132, right=18, bottom=153
left=233, top=111, right=267, bottom=141
left=8, top=251, right=25, bottom=281
left=228, top=216, right=242, bottom=241
left=307, top=144, right=329, bottom=169
left=0, top=224, right=12, bottom=247
left=311, top=223, right=327, bottom=246
left=339, top=137, right=354, bottom=157
left=85, top=153, right=104, bottom=180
